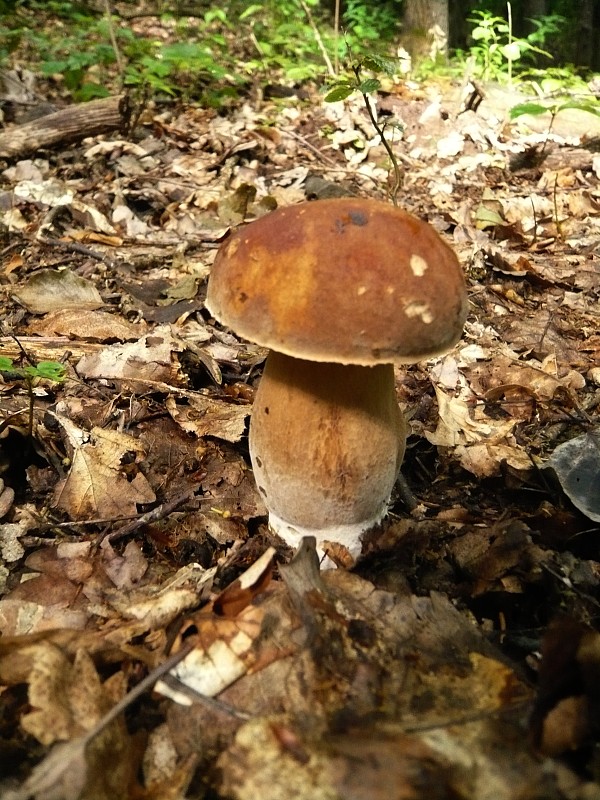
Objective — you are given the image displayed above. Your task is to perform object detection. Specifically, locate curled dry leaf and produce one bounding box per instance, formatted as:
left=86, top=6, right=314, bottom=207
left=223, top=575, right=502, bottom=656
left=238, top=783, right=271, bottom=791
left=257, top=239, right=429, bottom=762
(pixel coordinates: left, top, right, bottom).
left=456, top=441, right=533, bottom=477
left=156, top=547, right=276, bottom=704
left=98, top=562, right=216, bottom=629
left=165, top=393, right=249, bottom=443
left=425, top=384, right=495, bottom=446
left=12, top=269, right=104, bottom=314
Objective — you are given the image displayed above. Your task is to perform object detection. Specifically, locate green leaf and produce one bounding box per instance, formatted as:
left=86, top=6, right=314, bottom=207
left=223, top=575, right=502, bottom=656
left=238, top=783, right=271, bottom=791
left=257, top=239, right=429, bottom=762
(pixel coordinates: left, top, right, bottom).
left=500, top=42, right=522, bottom=61
left=358, top=78, right=380, bottom=94
left=324, top=84, right=355, bottom=102
left=509, top=102, right=549, bottom=119
left=40, top=59, right=69, bottom=74
left=75, top=83, right=111, bottom=101
left=470, top=26, right=489, bottom=41
left=0, top=356, right=15, bottom=371
left=361, top=54, right=396, bottom=76
left=239, top=4, right=263, bottom=20
left=24, top=361, right=66, bottom=382
left=556, top=100, right=600, bottom=117
left=139, top=56, right=172, bottom=77
left=204, top=8, right=227, bottom=24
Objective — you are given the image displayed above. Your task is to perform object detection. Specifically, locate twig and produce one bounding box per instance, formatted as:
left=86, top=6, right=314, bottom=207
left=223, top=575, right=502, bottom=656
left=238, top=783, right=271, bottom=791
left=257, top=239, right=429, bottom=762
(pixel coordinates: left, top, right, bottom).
left=37, top=235, right=116, bottom=266
left=401, top=700, right=531, bottom=734
left=156, top=674, right=252, bottom=720
left=102, top=0, right=124, bottom=77
left=298, top=0, right=335, bottom=77
left=106, top=485, right=203, bottom=543
left=280, top=128, right=339, bottom=165
left=333, top=0, right=340, bottom=75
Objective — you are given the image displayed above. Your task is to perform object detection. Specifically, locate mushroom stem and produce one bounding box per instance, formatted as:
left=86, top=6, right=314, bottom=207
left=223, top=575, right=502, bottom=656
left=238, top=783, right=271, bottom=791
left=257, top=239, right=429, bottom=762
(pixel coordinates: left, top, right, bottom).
left=249, top=351, right=406, bottom=560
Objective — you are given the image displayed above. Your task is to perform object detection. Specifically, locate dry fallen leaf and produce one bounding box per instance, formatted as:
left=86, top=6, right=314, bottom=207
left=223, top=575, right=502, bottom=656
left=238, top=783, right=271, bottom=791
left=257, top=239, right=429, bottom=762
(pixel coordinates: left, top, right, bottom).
left=76, top=323, right=185, bottom=388
left=28, top=309, right=145, bottom=341
left=52, top=417, right=156, bottom=518
left=546, top=429, right=600, bottom=522
left=165, top=393, right=249, bottom=443
left=425, top=384, right=494, bottom=446
left=156, top=547, right=276, bottom=704
left=12, top=269, right=104, bottom=314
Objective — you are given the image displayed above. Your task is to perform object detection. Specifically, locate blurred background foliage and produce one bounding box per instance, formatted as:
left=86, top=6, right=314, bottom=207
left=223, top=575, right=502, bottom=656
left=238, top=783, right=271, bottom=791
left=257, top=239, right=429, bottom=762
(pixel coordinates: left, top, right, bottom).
left=0, top=0, right=598, bottom=105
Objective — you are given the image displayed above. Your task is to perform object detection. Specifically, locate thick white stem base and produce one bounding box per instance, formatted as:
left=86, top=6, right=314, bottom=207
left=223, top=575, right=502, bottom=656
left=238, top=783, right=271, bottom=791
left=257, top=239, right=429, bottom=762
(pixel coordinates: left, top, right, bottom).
left=249, top=352, right=405, bottom=566
left=267, top=511, right=387, bottom=568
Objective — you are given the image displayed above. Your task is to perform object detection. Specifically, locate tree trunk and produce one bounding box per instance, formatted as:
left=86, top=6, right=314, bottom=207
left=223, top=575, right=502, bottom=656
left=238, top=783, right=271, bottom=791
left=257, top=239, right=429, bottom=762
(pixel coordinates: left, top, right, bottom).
left=519, top=0, right=548, bottom=37
left=402, top=0, right=449, bottom=63
left=448, top=0, right=471, bottom=51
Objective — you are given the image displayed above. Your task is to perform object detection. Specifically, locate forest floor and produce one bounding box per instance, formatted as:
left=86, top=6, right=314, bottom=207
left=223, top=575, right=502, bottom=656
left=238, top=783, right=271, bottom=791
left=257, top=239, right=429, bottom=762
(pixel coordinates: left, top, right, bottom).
left=0, top=54, right=600, bottom=800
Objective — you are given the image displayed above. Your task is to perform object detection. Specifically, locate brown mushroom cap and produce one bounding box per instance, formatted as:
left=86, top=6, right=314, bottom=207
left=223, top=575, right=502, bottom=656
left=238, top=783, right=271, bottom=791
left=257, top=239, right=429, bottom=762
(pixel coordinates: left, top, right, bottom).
left=206, top=198, right=467, bottom=366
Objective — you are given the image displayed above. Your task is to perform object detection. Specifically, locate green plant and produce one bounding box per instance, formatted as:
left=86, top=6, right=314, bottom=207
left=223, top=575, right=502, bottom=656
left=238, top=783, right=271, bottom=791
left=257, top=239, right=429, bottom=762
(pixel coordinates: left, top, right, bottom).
left=0, top=356, right=66, bottom=383
left=0, top=0, right=402, bottom=104
left=466, top=4, right=562, bottom=84
left=125, top=41, right=230, bottom=99
left=236, top=0, right=399, bottom=83
left=0, top=21, right=24, bottom=62
left=342, top=0, right=399, bottom=44
left=325, top=52, right=403, bottom=204
left=38, top=21, right=117, bottom=99
left=0, top=2, right=244, bottom=104
left=510, top=97, right=600, bottom=134
left=0, top=355, right=66, bottom=437
left=237, top=0, right=336, bottom=81
left=518, top=66, right=590, bottom=95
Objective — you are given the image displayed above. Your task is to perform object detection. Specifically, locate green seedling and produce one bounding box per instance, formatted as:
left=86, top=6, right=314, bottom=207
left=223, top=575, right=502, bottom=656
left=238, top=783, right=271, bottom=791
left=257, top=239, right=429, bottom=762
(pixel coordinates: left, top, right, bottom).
left=325, top=52, right=403, bottom=204
left=0, top=356, right=66, bottom=437
left=510, top=97, right=600, bottom=161
left=465, top=4, right=561, bottom=85
left=0, top=356, right=66, bottom=383
left=510, top=98, right=600, bottom=127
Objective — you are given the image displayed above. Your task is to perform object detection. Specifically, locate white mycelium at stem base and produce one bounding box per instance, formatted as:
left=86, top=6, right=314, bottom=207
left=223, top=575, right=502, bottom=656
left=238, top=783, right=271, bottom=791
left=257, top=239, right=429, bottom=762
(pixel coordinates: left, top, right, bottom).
left=205, top=198, right=468, bottom=565
left=249, top=352, right=406, bottom=559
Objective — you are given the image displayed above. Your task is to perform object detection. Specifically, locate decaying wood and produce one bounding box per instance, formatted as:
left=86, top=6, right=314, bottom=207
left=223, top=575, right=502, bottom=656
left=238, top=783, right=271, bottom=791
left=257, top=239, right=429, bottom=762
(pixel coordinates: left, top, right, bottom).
left=0, top=336, right=102, bottom=363
left=0, top=94, right=128, bottom=158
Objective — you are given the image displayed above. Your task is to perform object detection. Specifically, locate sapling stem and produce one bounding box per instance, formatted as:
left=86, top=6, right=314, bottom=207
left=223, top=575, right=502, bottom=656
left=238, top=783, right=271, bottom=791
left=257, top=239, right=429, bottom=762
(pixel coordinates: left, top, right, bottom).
left=351, top=62, right=403, bottom=205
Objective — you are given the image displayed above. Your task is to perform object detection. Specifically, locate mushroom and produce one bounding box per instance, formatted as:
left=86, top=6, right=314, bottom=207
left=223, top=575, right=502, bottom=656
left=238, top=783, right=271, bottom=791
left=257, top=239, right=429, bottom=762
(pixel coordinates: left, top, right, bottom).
left=205, top=198, right=467, bottom=564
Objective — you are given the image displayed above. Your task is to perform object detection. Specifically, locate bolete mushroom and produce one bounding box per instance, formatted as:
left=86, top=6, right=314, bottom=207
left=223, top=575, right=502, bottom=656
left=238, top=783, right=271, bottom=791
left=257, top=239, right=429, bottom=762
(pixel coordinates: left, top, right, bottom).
left=205, top=198, right=467, bottom=563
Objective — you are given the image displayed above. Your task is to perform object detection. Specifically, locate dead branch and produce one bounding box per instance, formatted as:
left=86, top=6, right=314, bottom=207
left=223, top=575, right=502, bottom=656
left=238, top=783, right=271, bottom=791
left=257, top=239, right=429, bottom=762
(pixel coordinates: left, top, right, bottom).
left=0, top=94, right=128, bottom=158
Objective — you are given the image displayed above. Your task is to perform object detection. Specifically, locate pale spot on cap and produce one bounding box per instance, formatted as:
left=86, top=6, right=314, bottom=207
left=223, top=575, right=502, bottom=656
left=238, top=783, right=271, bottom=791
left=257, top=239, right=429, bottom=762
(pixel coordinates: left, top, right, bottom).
left=404, top=301, right=433, bottom=324
left=410, top=254, right=429, bottom=277
left=357, top=286, right=367, bottom=296
left=228, top=238, right=241, bottom=256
